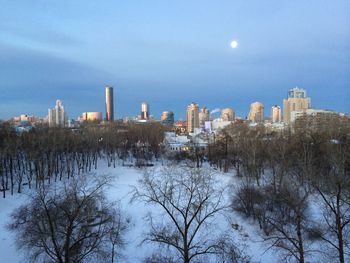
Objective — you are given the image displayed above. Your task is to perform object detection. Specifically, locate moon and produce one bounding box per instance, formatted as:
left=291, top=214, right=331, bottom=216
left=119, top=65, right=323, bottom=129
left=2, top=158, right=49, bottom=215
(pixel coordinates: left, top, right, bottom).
left=230, top=40, right=238, bottom=49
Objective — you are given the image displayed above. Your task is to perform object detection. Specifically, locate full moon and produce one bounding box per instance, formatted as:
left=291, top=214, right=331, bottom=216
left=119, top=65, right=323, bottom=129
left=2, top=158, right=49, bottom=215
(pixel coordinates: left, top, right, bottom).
left=230, top=40, right=238, bottom=49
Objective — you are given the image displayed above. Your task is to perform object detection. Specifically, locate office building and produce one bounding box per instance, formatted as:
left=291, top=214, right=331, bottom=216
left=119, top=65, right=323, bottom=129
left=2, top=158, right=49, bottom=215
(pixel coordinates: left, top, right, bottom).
left=291, top=109, right=338, bottom=123
left=105, top=86, right=114, bottom=121
left=199, top=107, right=210, bottom=126
left=283, top=87, right=311, bottom=124
left=293, top=109, right=347, bottom=132
left=271, top=105, right=282, bottom=123
left=186, top=102, right=199, bottom=133
left=161, top=111, right=174, bottom=125
left=48, top=100, right=67, bottom=127
left=141, top=102, right=150, bottom=120
left=221, top=108, right=235, bottom=121
left=248, top=102, right=264, bottom=123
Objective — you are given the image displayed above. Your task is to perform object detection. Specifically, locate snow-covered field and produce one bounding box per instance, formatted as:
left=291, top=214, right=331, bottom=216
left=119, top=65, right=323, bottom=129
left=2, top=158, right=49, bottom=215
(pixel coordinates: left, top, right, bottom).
left=0, top=161, right=278, bottom=263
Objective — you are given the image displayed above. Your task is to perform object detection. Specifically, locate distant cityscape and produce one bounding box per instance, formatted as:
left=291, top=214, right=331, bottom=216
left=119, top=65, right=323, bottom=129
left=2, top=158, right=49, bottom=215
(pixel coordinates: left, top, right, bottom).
left=6, top=86, right=348, bottom=134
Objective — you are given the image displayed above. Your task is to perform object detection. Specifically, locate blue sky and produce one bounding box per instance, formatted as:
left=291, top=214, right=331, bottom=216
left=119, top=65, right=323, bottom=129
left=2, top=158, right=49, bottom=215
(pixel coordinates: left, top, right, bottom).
left=0, top=0, right=349, bottom=120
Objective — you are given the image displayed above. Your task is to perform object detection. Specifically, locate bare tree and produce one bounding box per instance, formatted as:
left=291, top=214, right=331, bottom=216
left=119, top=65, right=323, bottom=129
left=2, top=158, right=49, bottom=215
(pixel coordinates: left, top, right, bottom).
left=313, top=138, right=350, bottom=263
left=7, top=175, right=128, bottom=263
left=262, top=177, right=311, bottom=263
left=131, top=166, right=240, bottom=263
left=214, top=234, right=251, bottom=263
left=108, top=207, right=130, bottom=263
left=232, top=183, right=267, bottom=229
left=238, top=126, right=266, bottom=187
left=266, top=132, right=293, bottom=193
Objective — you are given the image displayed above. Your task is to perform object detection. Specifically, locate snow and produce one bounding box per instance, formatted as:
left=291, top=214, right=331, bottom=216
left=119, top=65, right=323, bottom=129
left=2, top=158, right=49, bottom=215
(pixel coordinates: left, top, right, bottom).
left=0, top=160, right=279, bottom=263
left=0, top=192, right=28, bottom=262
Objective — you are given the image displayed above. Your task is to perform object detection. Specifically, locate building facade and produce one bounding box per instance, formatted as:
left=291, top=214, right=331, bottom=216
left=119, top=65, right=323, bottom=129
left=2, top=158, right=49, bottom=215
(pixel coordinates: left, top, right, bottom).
left=105, top=86, right=114, bottom=121
left=292, top=109, right=347, bottom=132
left=271, top=105, right=282, bottom=123
left=221, top=108, right=235, bottom=121
left=161, top=111, right=174, bottom=125
left=186, top=102, right=199, bottom=133
left=248, top=102, right=264, bottom=123
left=199, top=107, right=210, bottom=127
left=141, top=102, right=150, bottom=120
left=283, top=87, right=311, bottom=124
left=48, top=100, right=67, bottom=127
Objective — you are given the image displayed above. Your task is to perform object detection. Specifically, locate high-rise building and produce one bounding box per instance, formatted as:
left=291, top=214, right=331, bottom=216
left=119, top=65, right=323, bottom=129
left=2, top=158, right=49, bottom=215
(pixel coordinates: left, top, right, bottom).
left=271, top=105, right=282, bottom=123
left=186, top=102, right=199, bottom=133
left=105, top=86, right=114, bottom=121
left=248, top=102, right=264, bottom=123
left=141, top=102, right=150, bottom=120
left=161, top=111, right=174, bottom=125
left=221, top=108, right=235, bottom=121
left=48, top=108, right=55, bottom=125
left=48, top=100, right=67, bottom=127
left=283, top=87, right=311, bottom=124
left=199, top=107, right=210, bottom=126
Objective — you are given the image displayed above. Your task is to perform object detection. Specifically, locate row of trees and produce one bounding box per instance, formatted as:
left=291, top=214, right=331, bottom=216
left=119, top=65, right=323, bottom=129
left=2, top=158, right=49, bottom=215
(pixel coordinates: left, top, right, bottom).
left=205, top=117, right=350, bottom=262
left=0, top=122, right=168, bottom=198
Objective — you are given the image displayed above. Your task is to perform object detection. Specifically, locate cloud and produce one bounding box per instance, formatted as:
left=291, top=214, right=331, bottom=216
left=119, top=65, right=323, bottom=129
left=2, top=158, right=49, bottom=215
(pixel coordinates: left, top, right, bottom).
left=0, top=44, right=111, bottom=118
left=0, top=23, right=80, bottom=47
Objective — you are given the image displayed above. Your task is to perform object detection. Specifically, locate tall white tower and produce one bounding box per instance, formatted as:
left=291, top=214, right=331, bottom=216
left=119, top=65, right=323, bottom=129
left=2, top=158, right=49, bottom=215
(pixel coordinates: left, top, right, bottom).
left=105, top=86, right=114, bottom=121
left=48, top=100, right=67, bottom=127
left=141, top=102, right=150, bottom=120
left=187, top=102, right=199, bottom=133
left=55, top=100, right=65, bottom=126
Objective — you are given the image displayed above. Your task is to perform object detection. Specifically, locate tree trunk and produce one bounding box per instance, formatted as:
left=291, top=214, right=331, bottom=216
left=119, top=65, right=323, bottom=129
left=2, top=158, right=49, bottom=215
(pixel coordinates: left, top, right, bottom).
left=336, top=184, right=345, bottom=263
left=296, top=213, right=305, bottom=263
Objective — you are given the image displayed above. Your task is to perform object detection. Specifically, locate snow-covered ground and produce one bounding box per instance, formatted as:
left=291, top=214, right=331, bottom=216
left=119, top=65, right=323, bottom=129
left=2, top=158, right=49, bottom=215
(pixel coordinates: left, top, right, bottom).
left=0, top=160, right=278, bottom=263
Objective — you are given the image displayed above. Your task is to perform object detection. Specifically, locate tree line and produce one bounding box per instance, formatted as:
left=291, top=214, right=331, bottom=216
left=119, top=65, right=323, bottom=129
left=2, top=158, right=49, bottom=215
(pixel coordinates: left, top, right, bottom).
left=0, top=122, right=168, bottom=198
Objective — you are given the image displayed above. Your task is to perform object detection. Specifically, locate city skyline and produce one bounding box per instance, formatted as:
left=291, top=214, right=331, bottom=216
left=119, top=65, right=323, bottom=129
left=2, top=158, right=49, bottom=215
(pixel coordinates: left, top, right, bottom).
left=1, top=1, right=349, bottom=119
left=2, top=85, right=349, bottom=122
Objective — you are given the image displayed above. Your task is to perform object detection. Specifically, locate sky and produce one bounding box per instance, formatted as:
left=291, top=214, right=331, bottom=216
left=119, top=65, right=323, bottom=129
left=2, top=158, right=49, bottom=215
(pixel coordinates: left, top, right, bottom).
left=0, top=0, right=349, bottom=120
